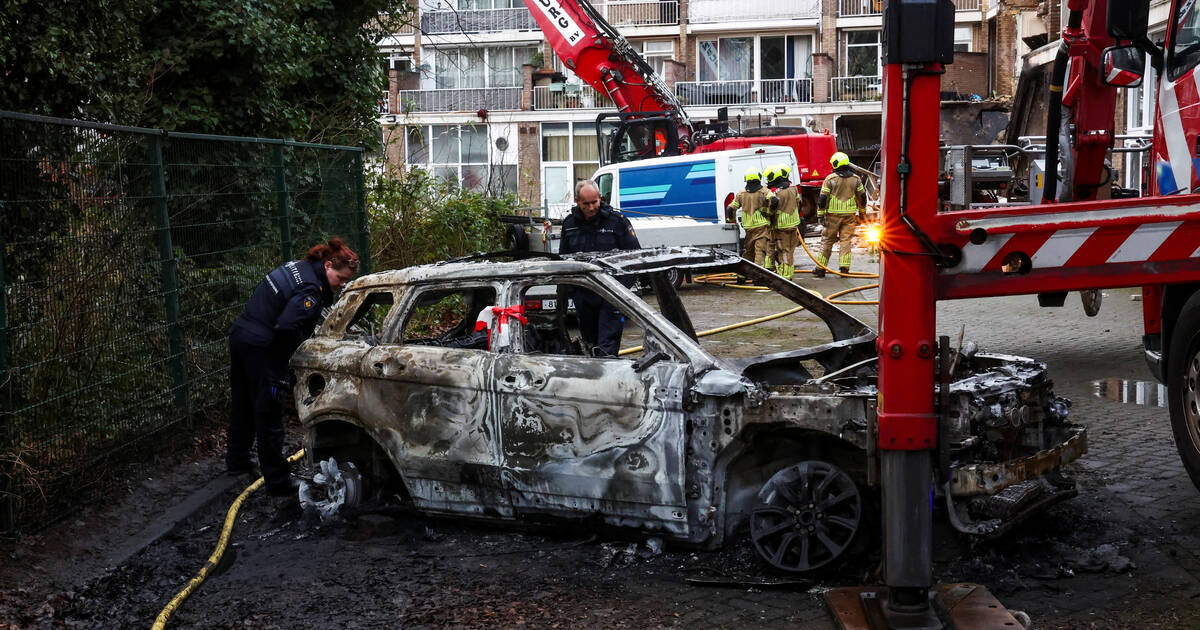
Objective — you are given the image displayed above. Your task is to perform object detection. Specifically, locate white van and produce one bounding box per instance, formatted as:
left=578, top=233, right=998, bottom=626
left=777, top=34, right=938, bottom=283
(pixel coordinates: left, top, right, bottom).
left=521, top=146, right=799, bottom=254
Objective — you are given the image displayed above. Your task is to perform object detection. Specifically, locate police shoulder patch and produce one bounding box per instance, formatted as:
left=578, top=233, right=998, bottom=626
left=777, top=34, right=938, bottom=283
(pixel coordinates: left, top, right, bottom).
left=303, top=297, right=315, bottom=310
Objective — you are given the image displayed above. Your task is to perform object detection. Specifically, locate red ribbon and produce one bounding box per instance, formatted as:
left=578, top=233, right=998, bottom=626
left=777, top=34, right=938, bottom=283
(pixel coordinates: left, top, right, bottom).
left=491, top=305, right=528, bottom=328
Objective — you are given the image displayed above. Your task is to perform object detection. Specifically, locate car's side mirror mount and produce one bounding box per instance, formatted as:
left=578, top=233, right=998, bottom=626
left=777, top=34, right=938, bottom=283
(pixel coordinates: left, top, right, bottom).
left=632, top=349, right=669, bottom=372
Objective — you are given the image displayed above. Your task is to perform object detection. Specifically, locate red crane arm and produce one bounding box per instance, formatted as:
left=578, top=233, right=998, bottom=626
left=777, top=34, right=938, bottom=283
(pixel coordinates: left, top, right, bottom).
left=521, top=0, right=693, bottom=145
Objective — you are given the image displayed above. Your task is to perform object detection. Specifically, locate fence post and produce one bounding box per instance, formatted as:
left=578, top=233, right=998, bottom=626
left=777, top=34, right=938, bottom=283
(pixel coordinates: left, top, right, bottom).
left=353, top=150, right=371, bottom=274
left=0, top=207, right=12, bottom=534
left=273, top=145, right=293, bottom=261
left=147, top=133, right=190, bottom=427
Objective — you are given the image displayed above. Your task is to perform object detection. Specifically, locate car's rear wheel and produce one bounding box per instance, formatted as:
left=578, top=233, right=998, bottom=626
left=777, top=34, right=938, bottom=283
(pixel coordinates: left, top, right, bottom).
left=750, top=460, right=864, bottom=573
left=1168, top=293, right=1200, bottom=492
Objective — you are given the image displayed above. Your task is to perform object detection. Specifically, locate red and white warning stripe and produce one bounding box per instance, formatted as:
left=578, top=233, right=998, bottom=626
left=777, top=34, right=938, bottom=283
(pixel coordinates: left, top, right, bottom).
left=946, top=207, right=1200, bottom=274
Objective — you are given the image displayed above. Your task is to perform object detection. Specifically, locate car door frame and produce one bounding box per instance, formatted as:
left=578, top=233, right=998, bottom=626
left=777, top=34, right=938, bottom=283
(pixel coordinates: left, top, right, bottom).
left=357, top=279, right=513, bottom=517
left=494, top=271, right=700, bottom=536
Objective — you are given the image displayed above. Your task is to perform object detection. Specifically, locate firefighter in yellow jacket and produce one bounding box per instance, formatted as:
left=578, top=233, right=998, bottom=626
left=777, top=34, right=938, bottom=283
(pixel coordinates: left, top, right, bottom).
left=765, top=164, right=801, bottom=280
left=727, top=168, right=776, bottom=268
left=814, top=152, right=867, bottom=277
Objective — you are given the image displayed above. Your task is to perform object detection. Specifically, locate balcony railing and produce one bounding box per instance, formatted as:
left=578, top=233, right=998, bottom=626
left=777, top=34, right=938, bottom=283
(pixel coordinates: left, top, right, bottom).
left=689, top=0, right=819, bottom=22
left=420, top=8, right=537, bottom=35
left=838, top=0, right=882, bottom=16
left=397, top=87, right=522, bottom=112
left=602, top=0, right=678, bottom=26
left=674, top=79, right=813, bottom=106
left=830, top=75, right=882, bottom=102
left=533, top=84, right=614, bottom=109
left=378, top=91, right=391, bottom=114
left=840, top=0, right=975, bottom=14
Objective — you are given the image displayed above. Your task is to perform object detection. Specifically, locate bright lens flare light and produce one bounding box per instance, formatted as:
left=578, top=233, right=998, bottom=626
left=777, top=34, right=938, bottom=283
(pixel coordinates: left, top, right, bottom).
left=864, top=223, right=882, bottom=244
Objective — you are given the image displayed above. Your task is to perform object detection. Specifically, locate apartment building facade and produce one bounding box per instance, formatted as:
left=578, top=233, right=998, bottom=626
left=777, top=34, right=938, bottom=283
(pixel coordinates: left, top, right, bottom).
left=379, top=0, right=1000, bottom=214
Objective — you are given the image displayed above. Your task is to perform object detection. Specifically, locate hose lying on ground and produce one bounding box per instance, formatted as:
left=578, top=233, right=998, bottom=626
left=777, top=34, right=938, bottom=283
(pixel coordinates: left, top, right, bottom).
left=153, top=449, right=306, bottom=630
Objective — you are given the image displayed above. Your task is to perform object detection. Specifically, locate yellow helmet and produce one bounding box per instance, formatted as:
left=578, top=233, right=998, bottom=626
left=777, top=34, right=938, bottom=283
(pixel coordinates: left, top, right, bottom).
left=830, top=152, right=850, bottom=170
left=762, top=166, right=777, bottom=181
left=771, top=163, right=791, bottom=180
left=744, top=168, right=762, bottom=182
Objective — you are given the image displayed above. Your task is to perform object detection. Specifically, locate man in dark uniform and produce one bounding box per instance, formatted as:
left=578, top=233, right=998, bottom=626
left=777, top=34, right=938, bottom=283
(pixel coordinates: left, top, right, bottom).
left=227, top=238, right=358, bottom=496
left=558, top=180, right=640, bottom=357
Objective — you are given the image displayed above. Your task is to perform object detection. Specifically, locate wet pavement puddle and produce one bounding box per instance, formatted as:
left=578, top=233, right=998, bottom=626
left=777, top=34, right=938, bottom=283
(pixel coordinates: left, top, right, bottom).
left=1092, top=378, right=1167, bottom=408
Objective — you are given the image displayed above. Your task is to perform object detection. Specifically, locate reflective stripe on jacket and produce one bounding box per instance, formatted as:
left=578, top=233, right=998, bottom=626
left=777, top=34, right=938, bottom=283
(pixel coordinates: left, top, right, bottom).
left=774, top=186, right=801, bottom=229
left=733, top=189, right=771, bottom=229
left=820, top=173, right=865, bottom=214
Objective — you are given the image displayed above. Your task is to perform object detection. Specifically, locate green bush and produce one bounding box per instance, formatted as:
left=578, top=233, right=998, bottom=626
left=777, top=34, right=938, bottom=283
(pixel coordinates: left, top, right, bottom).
left=367, top=168, right=516, bottom=270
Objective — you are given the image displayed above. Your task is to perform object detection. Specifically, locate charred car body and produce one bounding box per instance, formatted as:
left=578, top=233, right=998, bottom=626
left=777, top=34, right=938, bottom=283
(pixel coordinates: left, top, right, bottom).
left=291, top=247, right=1086, bottom=573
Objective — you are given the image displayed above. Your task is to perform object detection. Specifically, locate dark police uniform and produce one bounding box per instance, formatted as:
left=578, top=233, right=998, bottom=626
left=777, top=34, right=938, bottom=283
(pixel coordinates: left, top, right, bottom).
left=558, top=202, right=640, bottom=357
left=227, top=259, right=334, bottom=491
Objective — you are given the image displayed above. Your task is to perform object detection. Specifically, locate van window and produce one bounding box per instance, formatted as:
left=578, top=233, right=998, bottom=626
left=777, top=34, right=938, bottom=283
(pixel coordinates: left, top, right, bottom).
left=596, top=173, right=613, bottom=204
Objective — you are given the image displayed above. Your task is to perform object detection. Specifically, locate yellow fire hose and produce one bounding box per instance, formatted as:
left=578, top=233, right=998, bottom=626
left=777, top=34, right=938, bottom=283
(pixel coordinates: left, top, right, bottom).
left=153, top=449, right=306, bottom=630
left=691, top=229, right=880, bottom=304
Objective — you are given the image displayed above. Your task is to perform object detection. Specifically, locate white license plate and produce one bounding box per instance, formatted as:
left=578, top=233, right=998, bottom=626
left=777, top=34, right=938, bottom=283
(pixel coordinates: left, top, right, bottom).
left=542, top=299, right=557, bottom=310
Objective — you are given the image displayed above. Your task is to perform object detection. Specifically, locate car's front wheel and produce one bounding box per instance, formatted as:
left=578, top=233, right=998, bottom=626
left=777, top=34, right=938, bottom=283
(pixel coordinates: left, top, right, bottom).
left=1168, top=293, right=1200, bottom=492
left=750, top=460, right=865, bottom=573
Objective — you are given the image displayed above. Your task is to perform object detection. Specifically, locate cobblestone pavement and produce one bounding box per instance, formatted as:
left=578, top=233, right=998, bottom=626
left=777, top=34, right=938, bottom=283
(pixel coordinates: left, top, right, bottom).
left=7, top=245, right=1200, bottom=629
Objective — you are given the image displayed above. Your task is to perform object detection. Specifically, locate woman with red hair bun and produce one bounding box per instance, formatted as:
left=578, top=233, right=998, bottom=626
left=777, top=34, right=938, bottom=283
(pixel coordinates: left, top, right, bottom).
left=225, top=237, right=359, bottom=496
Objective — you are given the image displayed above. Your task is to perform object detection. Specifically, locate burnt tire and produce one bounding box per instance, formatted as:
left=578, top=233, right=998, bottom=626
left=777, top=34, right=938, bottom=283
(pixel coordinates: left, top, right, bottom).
left=1168, top=293, right=1200, bottom=492
left=750, top=460, right=865, bottom=574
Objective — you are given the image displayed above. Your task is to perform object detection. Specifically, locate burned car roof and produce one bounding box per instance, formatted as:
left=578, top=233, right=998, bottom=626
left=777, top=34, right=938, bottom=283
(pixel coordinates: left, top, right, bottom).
left=344, top=247, right=746, bottom=290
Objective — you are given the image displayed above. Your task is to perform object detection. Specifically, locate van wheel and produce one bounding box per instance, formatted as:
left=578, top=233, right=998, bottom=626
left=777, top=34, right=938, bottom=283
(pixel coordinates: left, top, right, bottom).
left=1168, top=293, right=1200, bottom=492
left=505, top=224, right=529, bottom=251
left=750, top=460, right=864, bottom=573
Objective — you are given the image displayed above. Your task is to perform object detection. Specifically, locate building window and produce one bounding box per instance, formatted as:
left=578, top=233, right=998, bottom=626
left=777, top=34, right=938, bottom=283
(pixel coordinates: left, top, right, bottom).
left=631, top=40, right=676, bottom=76
left=454, top=0, right=521, bottom=8
left=1125, top=53, right=1158, bottom=193
left=954, top=27, right=973, bottom=52
left=541, top=122, right=600, bottom=215
left=844, top=30, right=881, bottom=76
left=431, top=46, right=537, bottom=88
left=699, top=37, right=755, bottom=81
left=406, top=124, right=516, bottom=195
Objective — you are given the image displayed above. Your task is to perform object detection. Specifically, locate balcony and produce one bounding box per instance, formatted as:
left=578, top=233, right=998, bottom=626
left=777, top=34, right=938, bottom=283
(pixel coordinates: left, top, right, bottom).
left=533, top=84, right=614, bottom=109
left=675, top=79, right=813, bottom=106
left=397, top=87, right=522, bottom=112
left=838, top=0, right=881, bottom=16
left=601, top=0, right=678, bottom=26
left=689, top=0, right=819, bottom=23
left=839, top=0, right=976, bottom=15
left=420, top=8, right=537, bottom=35
left=830, top=75, right=882, bottom=102
left=378, top=91, right=391, bottom=114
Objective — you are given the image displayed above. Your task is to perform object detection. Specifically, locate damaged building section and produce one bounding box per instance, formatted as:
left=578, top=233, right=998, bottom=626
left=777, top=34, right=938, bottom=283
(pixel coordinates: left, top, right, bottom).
left=290, top=246, right=1086, bottom=574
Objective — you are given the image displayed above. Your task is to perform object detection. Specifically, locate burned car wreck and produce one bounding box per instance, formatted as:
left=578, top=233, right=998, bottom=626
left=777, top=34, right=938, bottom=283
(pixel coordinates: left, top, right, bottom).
left=291, top=247, right=1086, bottom=573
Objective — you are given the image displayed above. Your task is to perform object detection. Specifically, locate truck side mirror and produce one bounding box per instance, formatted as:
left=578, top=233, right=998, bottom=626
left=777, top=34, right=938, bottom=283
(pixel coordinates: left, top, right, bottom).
left=1101, top=45, right=1145, bottom=87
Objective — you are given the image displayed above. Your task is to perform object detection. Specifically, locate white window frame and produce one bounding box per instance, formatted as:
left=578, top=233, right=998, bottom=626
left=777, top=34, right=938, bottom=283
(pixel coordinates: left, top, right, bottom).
left=431, top=45, right=537, bottom=89
left=1124, top=48, right=1159, bottom=193
left=405, top=124, right=516, bottom=195
left=954, top=26, right=973, bottom=52
left=843, top=29, right=882, bottom=77
left=696, top=33, right=815, bottom=82
left=540, top=122, right=601, bottom=215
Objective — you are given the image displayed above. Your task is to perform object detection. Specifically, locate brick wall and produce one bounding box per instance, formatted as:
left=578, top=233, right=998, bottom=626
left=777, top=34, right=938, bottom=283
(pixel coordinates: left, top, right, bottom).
left=813, top=53, right=833, bottom=103
left=992, top=12, right=1019, bottom=97
left=517, top=122, right=541, bottom=205
left=944, top=52, right=989, bottom=98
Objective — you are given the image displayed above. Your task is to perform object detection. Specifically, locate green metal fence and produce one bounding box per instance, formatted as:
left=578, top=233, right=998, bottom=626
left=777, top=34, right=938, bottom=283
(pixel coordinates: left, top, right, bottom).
left=0, top=111, right=369, bottom=535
